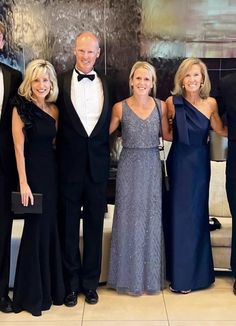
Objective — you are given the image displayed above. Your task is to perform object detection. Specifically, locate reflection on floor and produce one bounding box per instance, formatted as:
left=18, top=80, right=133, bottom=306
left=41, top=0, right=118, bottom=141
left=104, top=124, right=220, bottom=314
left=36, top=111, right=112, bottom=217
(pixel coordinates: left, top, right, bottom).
left=1, top=275, right=236, bottom=325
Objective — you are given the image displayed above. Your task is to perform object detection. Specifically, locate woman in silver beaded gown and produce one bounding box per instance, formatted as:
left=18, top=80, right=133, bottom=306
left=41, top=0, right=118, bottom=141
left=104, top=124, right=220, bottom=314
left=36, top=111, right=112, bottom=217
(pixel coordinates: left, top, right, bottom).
left=107, top=61, right=172, bottom=295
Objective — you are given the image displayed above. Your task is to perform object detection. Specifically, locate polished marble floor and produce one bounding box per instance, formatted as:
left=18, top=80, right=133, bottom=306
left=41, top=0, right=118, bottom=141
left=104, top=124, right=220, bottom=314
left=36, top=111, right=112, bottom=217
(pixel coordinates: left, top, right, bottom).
left=1, top=275, right=236, bottom=325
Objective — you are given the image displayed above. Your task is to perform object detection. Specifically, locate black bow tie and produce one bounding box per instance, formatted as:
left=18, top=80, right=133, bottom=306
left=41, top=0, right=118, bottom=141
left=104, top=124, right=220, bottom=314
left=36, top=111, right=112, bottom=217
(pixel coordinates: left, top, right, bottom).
left=75, top=69, right=95, bottom=82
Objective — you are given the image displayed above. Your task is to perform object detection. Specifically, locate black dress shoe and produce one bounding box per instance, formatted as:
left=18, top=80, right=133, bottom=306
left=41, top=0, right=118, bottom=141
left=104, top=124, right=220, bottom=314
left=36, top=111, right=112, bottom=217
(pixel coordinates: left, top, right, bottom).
left=233, top=280, right=236, bottom=295
left=64, top=292, right=78, bottom=307
left=0, top=296, right=13, bottom=313
left=84, top=289, right=98, bottom=304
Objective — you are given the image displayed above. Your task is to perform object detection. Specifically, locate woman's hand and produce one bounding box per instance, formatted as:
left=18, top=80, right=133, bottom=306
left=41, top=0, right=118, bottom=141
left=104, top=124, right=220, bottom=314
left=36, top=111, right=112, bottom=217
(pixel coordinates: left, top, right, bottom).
left=20, top=182, right=34, bottom=206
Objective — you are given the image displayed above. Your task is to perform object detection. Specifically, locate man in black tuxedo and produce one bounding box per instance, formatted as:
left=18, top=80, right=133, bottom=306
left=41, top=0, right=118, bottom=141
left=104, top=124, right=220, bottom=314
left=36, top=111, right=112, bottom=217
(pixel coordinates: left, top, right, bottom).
left=0, top=22, right=22, bottom=313
left=57, top=31, right=112, bottom=307
left=218, top=72, right=236, bottom=293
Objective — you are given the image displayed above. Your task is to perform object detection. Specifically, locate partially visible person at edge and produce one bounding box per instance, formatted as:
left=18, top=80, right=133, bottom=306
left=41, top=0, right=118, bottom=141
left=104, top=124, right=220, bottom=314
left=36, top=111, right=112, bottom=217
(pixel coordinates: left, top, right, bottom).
left=0, top=21, right=22, bottom=314
left=11, top=59, right=65, bottom=316
left=56, top=31, right=113, bottom=307
left=165, top=57, right=227, bottom=294
left=217, top=72, right=236, bottom=295
left=107, top=61, right=172, bottom=295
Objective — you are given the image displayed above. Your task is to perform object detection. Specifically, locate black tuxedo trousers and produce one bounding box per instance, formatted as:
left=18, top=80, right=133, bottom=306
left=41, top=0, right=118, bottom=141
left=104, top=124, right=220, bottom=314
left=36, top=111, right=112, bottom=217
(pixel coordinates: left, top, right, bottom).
left=0, top=177, right=13, bottom=297
left=60, top=174, right=107, bottom=292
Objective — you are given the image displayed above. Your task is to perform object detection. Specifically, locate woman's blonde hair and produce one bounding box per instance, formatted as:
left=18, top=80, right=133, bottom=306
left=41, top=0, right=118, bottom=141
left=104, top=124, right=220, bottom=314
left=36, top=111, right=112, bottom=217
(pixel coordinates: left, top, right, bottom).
left=19, top=59, right=58, bottom=102
left=129, top=61, right=157, bottom=97
left=171, top=57, right=211, bottom=99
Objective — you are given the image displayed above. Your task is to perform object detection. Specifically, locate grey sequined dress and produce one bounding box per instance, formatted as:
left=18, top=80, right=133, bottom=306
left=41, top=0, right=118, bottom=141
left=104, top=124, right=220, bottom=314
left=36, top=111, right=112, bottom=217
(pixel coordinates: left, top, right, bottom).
left=107, top=100, right=165, bottom=295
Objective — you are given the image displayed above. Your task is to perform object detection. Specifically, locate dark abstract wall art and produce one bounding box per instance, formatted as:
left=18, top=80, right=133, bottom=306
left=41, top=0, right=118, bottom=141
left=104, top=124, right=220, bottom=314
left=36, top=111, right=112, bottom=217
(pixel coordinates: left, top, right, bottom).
left=0, top=0, right=236, bottom=100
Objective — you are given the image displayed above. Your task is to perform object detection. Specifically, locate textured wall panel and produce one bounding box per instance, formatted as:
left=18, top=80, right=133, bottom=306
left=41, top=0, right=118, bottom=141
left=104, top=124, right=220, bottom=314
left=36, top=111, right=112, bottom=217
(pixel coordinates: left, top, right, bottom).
left=141, top=0, right=236, bottom=59
left=0, top=0, right=23, bottom=69
left=1, top=0, right=106, bottom=72
left=1, top=0, right=236, bottom=100
left=104, top=0, right=141, bottom=99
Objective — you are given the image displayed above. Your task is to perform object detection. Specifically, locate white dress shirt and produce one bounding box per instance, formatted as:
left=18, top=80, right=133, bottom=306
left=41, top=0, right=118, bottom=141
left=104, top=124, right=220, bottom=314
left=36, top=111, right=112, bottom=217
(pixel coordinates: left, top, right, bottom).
left=71, top=69, right=104, bottom=136
left=0, top=67, right=4, bottom=118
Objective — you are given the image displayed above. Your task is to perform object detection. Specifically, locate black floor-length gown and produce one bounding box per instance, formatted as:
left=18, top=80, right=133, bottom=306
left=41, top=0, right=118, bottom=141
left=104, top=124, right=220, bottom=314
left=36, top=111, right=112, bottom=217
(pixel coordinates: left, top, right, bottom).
left=165, top=95, right=215, bottom=291
left=12, top=96, right=64, bottom=316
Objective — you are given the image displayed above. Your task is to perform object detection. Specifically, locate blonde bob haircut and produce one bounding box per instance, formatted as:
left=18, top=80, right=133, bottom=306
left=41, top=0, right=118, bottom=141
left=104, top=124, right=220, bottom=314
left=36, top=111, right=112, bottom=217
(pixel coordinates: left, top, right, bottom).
left=19, top=59, right=58, bottom=102
left=129, top=61, right=157, bottom=97
left=171, top=57, right=211, bottom=99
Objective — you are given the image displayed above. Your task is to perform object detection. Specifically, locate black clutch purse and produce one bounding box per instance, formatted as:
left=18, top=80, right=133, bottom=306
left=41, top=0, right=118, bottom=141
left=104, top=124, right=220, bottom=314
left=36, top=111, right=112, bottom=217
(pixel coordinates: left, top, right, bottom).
left=11, top=191, right=43, bottom=214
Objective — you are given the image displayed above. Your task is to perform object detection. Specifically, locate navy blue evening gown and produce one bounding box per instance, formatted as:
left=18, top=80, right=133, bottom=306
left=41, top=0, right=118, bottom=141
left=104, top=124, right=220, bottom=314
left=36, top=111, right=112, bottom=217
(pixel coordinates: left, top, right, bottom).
left=165, top=95, right=215, bottom=291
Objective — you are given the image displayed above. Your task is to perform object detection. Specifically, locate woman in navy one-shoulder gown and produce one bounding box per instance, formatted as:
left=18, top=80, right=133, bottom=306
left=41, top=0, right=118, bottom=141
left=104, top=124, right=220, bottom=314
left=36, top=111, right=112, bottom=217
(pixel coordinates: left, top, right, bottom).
left=165, top=58, right=227, bottom=293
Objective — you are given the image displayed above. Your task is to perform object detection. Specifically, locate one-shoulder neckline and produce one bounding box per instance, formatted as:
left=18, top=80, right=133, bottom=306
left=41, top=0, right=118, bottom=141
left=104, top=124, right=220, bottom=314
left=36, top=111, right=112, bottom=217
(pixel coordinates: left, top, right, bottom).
left=124, top=100, right=156, bottom=121
left=184, top=97, right=210, bottom=121
left=33, top=102, right=56, bottom=122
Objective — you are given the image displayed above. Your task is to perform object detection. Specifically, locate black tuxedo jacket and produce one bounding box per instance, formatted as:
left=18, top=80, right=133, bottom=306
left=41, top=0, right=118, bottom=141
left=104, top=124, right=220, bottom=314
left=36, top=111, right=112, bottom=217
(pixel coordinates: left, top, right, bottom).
left=0, top=63, right=22, bottom=183
left=57, top=69, right=112, bottom=183
left=218, top=72, right=236, bottom=141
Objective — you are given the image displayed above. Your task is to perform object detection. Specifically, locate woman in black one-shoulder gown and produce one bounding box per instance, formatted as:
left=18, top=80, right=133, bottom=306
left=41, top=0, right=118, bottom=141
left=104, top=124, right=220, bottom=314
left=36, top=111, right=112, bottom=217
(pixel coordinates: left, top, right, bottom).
left=12, top=59, right=64, bottom=316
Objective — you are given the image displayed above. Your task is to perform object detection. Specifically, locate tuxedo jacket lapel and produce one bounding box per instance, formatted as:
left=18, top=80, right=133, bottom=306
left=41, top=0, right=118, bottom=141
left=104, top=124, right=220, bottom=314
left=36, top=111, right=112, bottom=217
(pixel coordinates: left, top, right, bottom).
left=1, top=65, right=11, bottom=117
left=62, top=70, right=88, bottom=137
left=90, top=73, right=109, bottom=138
left=61, top=70, right=109, bottom=138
